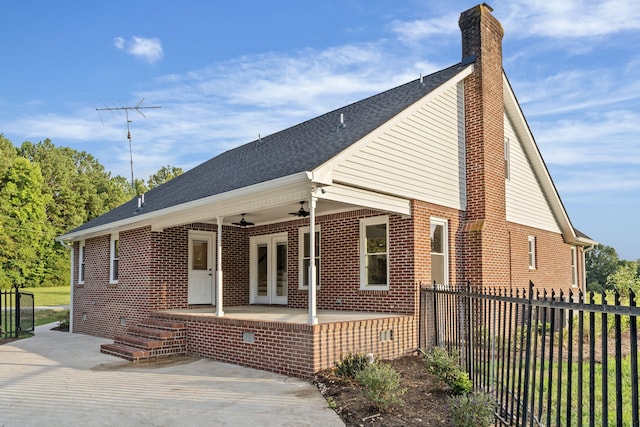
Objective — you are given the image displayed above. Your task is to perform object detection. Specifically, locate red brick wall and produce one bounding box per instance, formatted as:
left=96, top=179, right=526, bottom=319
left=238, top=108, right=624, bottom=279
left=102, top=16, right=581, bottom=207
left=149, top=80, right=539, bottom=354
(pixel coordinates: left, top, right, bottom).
left=158, top=312, right=416, bottom=378
left=72, top=228, right=153, bottom=338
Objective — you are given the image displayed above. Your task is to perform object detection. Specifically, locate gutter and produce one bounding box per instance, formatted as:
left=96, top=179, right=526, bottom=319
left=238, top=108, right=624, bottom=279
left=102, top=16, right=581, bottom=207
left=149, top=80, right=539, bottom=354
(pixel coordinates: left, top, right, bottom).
left=58, top=240, right=74, bottom=334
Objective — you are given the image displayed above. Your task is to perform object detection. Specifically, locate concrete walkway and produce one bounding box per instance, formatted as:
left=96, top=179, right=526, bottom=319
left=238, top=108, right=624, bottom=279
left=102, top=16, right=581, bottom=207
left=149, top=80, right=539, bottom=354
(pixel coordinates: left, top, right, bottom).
left=0, top=324, right=343, bottom=427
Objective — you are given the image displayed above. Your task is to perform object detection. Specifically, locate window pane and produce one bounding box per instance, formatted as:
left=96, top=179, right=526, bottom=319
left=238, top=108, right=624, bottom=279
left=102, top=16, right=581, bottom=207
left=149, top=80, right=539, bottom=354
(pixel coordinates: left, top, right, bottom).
left=276, top=243, right=287, bottom=297
left=257, top=244, right=268, bottom=296
left=113, top=239, right=119, bottom=258
left=192, top=240, right=208, bottom=270
left=366, top=254, right=387, bottom=285
left=112, top=259, right=118, bottom=281
left=366, top=224, right=386, bottom=253
left=431, top=224, right=444, bottom=253
left=432, top=253, right=444, bottom=285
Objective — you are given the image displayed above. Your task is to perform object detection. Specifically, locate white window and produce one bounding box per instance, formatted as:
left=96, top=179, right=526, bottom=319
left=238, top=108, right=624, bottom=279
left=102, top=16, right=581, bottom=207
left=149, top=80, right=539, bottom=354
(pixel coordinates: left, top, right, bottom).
left=571, top=247, right=578, bottom=287
left=110, top=233, right=119, bottom=283
left=528, top=236, right=536, bottom=270
left=299, top=226, right=320, bottom=289
left=360, top=216, right=389, bottom=290
left=504, top=137, right=511, bottom=180
left=78, top=240, right=86, bottom=284
left=430, top=218, right=449, bottom=288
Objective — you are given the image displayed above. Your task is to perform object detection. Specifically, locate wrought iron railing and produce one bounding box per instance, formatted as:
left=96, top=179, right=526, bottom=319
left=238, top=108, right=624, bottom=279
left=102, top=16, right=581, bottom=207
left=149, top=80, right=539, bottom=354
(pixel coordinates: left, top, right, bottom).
left=420, top=282, right=639, bottom=427
left=1, top=286, right=35, bottom=339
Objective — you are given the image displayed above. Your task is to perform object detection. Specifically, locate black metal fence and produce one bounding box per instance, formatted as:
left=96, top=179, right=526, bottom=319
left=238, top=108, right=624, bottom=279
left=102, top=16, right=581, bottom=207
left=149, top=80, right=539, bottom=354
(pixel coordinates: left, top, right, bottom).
left=1, top=286, right=35, bottom=339
left=420, top=282, right=640, bottom=427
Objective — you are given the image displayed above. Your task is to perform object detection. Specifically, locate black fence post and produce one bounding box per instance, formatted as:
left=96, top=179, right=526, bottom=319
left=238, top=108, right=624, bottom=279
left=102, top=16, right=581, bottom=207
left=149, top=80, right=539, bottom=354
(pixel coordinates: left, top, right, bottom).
left=630, top=290, right=639, bottom=427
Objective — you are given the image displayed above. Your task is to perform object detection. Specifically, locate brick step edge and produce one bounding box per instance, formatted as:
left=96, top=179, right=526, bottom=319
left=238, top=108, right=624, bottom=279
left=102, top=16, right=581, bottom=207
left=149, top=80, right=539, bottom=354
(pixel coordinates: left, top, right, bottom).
left=138, top=318, right=186, bottom=331
left=100, top=343, right=151, bottom=361
left=113, top=335, right=165, bottom=350
left=126, top=326, right=179, bottom=340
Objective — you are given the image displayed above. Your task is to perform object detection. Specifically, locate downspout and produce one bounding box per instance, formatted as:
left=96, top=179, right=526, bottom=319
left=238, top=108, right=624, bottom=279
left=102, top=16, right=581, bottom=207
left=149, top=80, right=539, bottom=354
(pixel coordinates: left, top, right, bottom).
left=59, top=240, right=74, bottom=333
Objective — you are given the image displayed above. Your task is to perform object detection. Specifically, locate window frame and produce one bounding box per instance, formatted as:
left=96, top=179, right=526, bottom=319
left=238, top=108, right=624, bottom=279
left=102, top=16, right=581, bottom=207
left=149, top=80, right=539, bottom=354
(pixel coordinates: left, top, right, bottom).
left=110, top=233, right=119, bottom=284
left=504, top=137, right=511, bottom=180
left=360, top=215, right=389, bottom=291
left=430, top=217, right=449, bottom=288
left=78, top=240, right=86, bottom=284
left=528, top=236, right=536, bottom=270
left=298, top=225, right=321, bottom=290
left=571, top=246, right=578, bottom=288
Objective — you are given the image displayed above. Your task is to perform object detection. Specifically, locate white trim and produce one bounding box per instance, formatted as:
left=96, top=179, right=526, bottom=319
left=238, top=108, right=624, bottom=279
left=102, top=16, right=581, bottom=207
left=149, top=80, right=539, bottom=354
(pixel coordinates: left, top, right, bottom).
left=318, top=183, right=411, bottom=217
left=249, top=232, right=289, bottom=305
left=109, top=233, right=119, bottom=284
left=78, top=240, right=86, bottom=284
left=188, top=230, right=216, bottom=305
left=504, top=137, right=511, bottom=181
left=299, top=225, right=321, bottom=290
left=528, top=236, right=536, bottom=270
left=571, top=246, right=578, bottom=288
left=216, top=217, right=224, bottom=316
left=360, top=215, right=389, bottom=290
left=430, top=217, right=449, bottom=287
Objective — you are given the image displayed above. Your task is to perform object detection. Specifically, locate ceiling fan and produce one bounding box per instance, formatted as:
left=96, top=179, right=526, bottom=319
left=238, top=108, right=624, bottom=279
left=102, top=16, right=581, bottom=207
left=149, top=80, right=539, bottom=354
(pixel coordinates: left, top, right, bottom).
left=289, top=201, right=310, bottom=218
left=232, top=213, right=254, bottom=227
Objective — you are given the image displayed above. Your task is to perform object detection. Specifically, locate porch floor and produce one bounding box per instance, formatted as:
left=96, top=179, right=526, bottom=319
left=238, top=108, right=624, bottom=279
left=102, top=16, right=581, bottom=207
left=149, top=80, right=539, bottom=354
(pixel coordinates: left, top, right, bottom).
left=159, top=306, right=403, bottom=324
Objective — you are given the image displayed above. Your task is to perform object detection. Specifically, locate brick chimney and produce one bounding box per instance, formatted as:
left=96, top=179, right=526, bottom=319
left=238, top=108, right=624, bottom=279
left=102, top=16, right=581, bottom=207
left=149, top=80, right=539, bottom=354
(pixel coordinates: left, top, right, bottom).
left=459, top=4, right=510, bottom=287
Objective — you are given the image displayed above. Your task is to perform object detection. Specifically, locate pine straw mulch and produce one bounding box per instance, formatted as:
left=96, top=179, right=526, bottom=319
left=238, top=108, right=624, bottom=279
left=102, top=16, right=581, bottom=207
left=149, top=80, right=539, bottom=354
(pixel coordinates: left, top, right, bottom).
left=314, top=355, right=455, bottom=427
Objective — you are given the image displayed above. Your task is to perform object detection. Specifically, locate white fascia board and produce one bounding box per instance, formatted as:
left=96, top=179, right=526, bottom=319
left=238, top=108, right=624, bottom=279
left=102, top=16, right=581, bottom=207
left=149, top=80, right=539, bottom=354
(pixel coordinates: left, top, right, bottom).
left=57, top=172, right=312, bottom=242
left=318, top=183, right=411, bottom=216
left=312, top=64, right=474, bottom=183
left=503, top=73, right=579, bottom=243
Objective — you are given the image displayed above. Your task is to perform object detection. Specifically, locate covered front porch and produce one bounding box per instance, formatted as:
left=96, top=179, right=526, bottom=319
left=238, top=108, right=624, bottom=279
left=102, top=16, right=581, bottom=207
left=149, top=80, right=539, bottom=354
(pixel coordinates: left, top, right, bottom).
left=151, top=306, right=418, bottom=378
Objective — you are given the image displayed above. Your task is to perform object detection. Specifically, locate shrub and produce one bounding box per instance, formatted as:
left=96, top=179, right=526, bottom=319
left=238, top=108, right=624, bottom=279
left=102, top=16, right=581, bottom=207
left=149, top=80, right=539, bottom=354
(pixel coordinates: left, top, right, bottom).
left=423, top=346, right=472, bottom=394
left=448, top=392, right=497, bottom=427
left=334, top=352, right=371, bottom=379
left=450, top=370, right=473, bottom=395
left=355, top=363, right=406, bottom=412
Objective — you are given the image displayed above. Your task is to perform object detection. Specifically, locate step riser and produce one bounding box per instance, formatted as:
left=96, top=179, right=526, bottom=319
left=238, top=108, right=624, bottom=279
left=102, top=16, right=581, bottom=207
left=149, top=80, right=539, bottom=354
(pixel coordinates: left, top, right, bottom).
left=101, top=316, right=188, bottom=362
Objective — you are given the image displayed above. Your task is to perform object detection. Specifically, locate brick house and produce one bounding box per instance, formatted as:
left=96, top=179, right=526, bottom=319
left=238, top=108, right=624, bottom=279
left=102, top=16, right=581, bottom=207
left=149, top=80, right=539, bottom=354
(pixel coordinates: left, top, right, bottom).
left=58, top=4, right=595, bottom=377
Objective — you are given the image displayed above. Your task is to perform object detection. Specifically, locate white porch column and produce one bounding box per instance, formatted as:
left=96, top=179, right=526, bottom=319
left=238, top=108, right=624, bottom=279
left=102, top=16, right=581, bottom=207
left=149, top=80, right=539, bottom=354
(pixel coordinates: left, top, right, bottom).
left=308, top=195, right=318, bottom=325
left=215, top=216, right=224, bottom=317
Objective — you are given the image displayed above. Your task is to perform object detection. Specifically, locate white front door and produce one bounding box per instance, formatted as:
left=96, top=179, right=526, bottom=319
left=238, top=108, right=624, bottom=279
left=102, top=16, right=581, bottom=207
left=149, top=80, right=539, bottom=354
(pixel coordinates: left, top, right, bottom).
left=250, top=233, right=288, bottom=305
left=188, top=231, right=215, bottom=305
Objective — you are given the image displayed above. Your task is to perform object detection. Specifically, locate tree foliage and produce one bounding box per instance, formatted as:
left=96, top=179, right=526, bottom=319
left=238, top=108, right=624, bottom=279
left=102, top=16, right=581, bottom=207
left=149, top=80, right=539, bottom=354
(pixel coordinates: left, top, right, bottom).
left=0, top=135, right=182, bottom=288
left=586, top=244, right=619, bottom=292
left=607, top=261, right=640, bottom=297
left=147, top=165, right=183, bottom=189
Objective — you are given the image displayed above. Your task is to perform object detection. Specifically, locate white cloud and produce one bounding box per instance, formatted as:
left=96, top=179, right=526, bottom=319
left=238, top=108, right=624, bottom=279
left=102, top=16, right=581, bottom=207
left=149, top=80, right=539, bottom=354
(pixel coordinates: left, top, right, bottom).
left=387, top=14, right=458, bottom=43
left=499, top=0, right=640, bottom=38
left=113, top=36, right=164, bottom=64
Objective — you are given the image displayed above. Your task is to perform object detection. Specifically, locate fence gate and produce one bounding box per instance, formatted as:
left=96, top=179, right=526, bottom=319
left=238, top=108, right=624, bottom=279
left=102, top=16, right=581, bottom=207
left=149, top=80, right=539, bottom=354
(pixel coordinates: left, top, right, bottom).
left=1, top=286, right=35, bottom=339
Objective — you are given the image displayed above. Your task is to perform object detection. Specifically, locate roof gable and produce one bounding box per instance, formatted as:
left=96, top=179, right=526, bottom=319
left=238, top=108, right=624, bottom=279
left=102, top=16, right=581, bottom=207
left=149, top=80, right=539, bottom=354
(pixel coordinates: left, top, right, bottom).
left=64, top=61, right=473, bottom=237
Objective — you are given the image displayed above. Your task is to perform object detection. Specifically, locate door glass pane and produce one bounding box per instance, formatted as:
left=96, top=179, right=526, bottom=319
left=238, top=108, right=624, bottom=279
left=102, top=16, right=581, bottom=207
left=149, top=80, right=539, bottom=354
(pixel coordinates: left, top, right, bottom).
left=192, top=240, right=208, bottom=270
left=432, top=254, right=444, bottom=285
left=276, top=243, right=287, bottom=297
left=257, top=244, right=268, bottom=296
left=431, top=224, right=443, bottom=253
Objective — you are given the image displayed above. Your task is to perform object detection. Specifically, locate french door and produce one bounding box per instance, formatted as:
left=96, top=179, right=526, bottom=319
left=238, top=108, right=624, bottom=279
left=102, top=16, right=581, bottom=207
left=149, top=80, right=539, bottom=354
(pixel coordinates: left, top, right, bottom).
left=250, top=233, right=288, bottom=305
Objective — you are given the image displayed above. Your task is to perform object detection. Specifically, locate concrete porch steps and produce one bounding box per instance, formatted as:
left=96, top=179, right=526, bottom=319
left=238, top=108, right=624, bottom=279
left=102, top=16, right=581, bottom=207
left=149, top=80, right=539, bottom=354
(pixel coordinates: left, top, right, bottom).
left=100, top=317, right=187, bottom=362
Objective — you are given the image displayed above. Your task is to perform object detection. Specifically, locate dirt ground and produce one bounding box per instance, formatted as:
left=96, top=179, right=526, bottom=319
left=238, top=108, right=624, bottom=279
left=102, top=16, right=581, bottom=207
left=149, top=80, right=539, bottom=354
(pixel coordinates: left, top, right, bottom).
left=314, top=355, right=455, bottom=427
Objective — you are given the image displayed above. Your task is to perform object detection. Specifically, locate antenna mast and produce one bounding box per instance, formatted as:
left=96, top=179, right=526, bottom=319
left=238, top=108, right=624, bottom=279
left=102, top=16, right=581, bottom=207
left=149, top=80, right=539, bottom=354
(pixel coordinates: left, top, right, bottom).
left=96, top=99, right=161, bottom=191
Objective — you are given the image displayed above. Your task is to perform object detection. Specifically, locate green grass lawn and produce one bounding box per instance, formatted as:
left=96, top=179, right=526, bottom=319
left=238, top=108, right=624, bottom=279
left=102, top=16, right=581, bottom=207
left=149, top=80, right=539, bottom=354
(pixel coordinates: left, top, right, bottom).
left=23, top=286, right=70, bottom=306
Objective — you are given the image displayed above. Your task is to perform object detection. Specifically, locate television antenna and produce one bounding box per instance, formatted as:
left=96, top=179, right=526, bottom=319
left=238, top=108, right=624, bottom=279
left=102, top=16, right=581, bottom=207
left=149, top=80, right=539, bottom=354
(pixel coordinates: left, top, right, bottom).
left=96, top=99, right=161, bottom=191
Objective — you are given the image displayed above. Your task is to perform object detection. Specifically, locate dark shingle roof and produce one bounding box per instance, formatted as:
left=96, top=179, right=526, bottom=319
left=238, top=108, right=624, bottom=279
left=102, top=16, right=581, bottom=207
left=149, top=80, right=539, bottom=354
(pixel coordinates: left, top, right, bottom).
left=68, top=61, right=471, bottom=235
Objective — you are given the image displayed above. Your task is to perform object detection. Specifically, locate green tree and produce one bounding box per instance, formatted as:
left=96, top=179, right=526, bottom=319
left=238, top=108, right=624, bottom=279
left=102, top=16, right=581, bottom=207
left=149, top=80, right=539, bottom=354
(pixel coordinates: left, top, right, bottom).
left=0, top=158, right=52, bottom=288
left=147, top=165, right=183, bottom=189
left=607, top=261, right=640, bottom=297
left=0, top=134, right=17, bottom=179
left=586, top=244, right=619, bottom=292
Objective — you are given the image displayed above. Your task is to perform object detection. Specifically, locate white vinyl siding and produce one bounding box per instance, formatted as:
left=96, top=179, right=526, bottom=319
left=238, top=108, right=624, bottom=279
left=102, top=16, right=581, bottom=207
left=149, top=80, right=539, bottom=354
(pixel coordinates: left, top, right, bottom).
left=505, top=112, right=561, bottom=233
left=332, top=83, right=466, bottom=211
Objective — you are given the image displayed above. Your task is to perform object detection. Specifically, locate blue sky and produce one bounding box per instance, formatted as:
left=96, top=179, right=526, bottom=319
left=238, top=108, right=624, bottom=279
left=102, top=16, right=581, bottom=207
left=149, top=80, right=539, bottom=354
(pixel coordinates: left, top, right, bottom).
left=1, top=1, right=639, bottom=261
